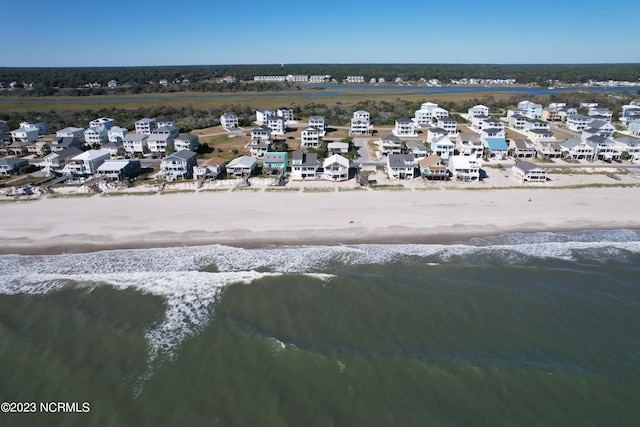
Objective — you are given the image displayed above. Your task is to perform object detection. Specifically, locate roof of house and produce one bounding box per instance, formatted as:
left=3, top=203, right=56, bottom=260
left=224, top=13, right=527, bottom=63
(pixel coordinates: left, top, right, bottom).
left=199, top=157, right=226, bottom=168
left=227, top=155, right=257, bottom=169
left=48, top=147, right=83, bottom=159
left=514, top=161, right=543, bottom=172
left=292, top=152, right=317, bottom=167
left=615, top=136, right=640, bottom=146
left=323, top=154, right=349, bottom=168
left=136, top=118, right=156, bottom=124
left=405, top=140, right=426, bottom=149
left=388, top=154, right=416, bottom=168
left=380, top=134, right=401, bottom=143
left=108, top=126, right=128, bottom=133
left=97, top=160, right=132, bottom=172
left=512, top=139, right=534, bottom=149
left=124, top=134, right=148, bottom=142
left=263, top=152, right=287, bottom=163
left=176, top=133, right=198, bottom=142
left=73, top=149, right=110, bottom=161
left=484, top=137, right=509, bottom=150
left=449, top=155, right=476, bottom=169
left=166, top=150, right=197, bottom=161
left=252, top=125, right=271, bottom=133
left=327, top=142, right=349, bottom=150
left=0, top=158, right=29, bottom=167
left=57, top=127, right=84, bottom=134
left=419, top=155, right=443, bottom=167
left=560, top=138, right=585, bottom=149
left=428, top=127, right=448, bottom=134
left=528, top=129, right=554, bottom=136
left=221, top=112, right=237, bottom=118
left=395, top=118, right=413, bottom=123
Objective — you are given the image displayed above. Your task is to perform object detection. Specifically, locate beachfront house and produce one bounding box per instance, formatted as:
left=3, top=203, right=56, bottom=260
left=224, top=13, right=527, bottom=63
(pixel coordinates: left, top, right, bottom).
left=482, top=131, right=509, bottom=159
left=456, top=133, right=484, bottom=159
left=0, top=158, right=29, bottom=176
left=107, top=126, right=128, bottom=143
left=378, top=134, right=402, bottom=156
left=43, top=147, right=83, bottom=176
left=386, top=153, right=417, bottom=180
left=419, top=155, right=448, bottom=180
left=448, top=155, right=480, bottom=181
left=560, top=138, right=596, bottom=160
left=262, top=152, right=288, bottom=175
left=393, top=118, right=417, bottom=137
left=96, top=160, right=141, bottom=181
left=290, top=152, right=318, bottom=180
left=221, top=112, right=239, bottom=129
left=511, top=161, right=547, bottom=183
left=160, top=150, right=197, bottom=181
left=174, top=134, right=199, bottom=152
left=193, top=157, right=227, bottom=180
left=123, top=134, right=149, bottom=156
left=135, top=118, right=157, bottom=135
left=309, top=116, right=326, bottom=135
left=322, top=154, right=349, bottom=181
left=300, top=126, right=323, bottom=148
left=226, top=155, right=257, bottom=177
left=510, top=138, right=537, bottom=158
left=62, top=149, right=110, bottom=176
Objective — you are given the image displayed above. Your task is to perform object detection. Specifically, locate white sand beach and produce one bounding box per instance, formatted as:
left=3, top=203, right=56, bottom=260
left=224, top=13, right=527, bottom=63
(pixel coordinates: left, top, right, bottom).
left=1, top=179, right=639, bottom=254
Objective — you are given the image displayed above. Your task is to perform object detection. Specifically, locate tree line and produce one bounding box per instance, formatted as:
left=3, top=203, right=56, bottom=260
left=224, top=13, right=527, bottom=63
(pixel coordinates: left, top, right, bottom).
left=1, top=64, right=639, bottom=97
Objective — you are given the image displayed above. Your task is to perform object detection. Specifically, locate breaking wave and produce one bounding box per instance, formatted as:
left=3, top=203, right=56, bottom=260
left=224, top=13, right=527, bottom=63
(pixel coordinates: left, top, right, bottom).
left=1, top=229, right=638, bottom=392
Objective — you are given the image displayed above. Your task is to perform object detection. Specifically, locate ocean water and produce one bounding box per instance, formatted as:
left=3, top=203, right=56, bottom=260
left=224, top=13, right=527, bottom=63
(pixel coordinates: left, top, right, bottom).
left=1, top=230, right=639, bottom=426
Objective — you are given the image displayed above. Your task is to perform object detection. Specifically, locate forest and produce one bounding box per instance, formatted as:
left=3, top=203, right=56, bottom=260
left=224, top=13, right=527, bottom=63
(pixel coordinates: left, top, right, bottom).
left=1, top=64, right=639, bottom=97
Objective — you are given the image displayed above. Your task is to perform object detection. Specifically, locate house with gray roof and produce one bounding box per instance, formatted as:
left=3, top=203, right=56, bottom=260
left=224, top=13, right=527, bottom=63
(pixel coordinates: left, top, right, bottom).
left=160, top=150, right=197, bottom=181
left=511, top=161, right=547, bottom=183
left=560, top=138, right=595, bottom=160
left=43, top=147, right=83, bottom=176
left=614, top=136, right=640, bottom=162
left=226, top=155, right=257, bottom=177
left=0, top=158, right=29, bottom=176
left=387, top=153, right=417, bottom=180
left=510, top=138, right=537, bottom=158
left=378, top=134, right=402, bottom=156
left=174, top=133, right=199, bottom=152
left=262, top=152, right=288, bottom=175
left=123, top=134, right=149, bottom=156
left=135, top=118, right=157, bottom=135
left=96, top=160, right=141, bottom=181
left=290, top=152, right=318, bottom=180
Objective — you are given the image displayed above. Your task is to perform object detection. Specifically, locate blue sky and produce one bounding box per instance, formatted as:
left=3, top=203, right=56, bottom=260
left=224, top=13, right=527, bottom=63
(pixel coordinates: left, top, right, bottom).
left=4, top=0, right=639, bottom=67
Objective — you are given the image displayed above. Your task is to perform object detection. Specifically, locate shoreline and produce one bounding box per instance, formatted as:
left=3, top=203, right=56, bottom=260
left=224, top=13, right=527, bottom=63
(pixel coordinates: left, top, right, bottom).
left=1, top=186, right=639, bottom=256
